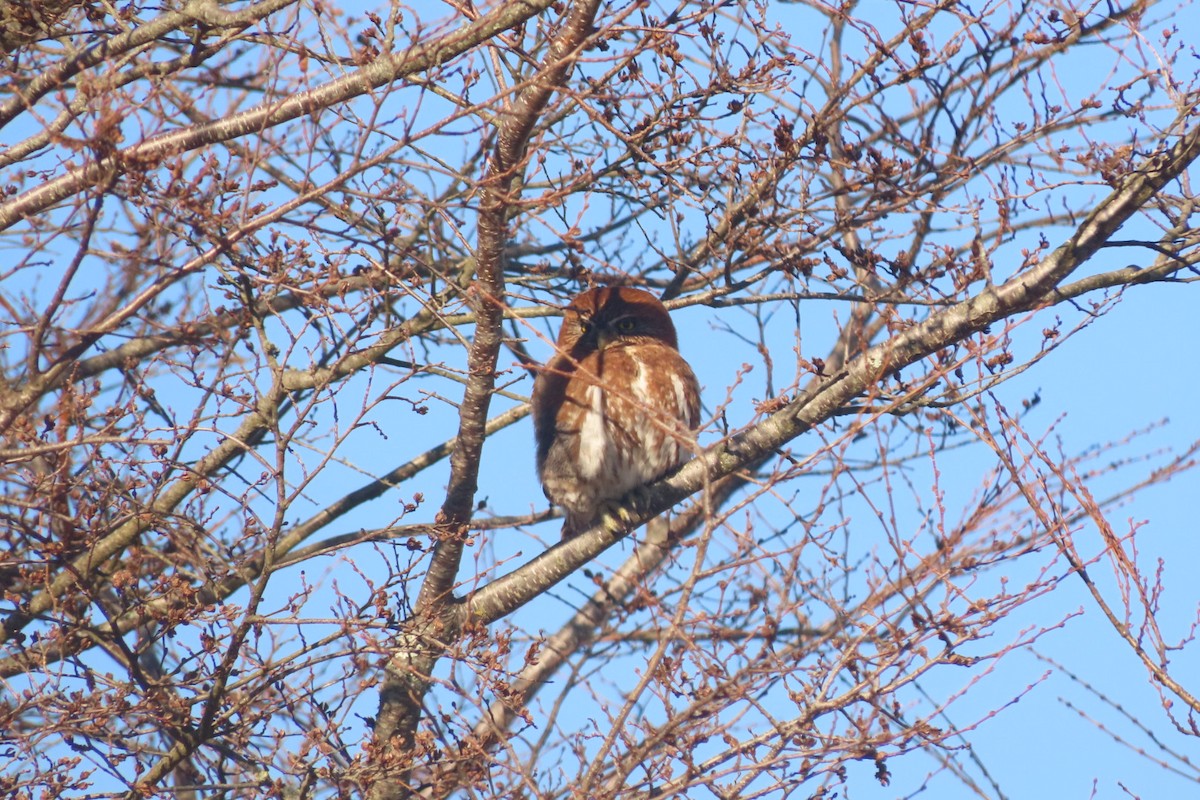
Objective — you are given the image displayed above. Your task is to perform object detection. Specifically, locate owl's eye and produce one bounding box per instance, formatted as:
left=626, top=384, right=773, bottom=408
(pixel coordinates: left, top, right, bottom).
left=578, top=319, right=593, bottom=335
left=614, top=318, right=637, bottom=333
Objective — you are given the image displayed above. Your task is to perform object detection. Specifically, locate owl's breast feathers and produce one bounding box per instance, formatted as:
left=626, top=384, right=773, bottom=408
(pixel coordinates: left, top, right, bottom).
left=534, top=340, right=700, bottom=523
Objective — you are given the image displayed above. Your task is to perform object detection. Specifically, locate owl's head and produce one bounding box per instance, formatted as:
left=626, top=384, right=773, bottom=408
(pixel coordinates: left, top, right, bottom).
left=558, top=286, right=680, bottom=353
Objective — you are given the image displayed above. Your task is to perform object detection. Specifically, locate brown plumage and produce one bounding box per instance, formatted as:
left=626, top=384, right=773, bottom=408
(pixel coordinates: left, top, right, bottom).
left=531, top=287, right=701, bottom=538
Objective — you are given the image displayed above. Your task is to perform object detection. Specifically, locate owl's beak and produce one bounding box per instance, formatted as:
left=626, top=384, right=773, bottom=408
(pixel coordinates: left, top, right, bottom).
left=596, top=328, right=616, bottom=351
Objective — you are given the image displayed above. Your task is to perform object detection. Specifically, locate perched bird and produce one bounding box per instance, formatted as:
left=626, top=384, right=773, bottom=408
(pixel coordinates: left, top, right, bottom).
left=531, top=286, right=701, bottom=538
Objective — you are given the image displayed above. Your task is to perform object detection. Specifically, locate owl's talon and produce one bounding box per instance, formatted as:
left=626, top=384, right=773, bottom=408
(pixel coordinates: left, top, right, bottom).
left=597, top=502, right=634, bottom=534
left=597, top=485, right=655, bottom=533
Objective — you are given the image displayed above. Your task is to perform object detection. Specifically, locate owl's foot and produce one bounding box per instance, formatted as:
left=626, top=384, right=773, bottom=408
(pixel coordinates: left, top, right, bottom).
left=596, top=486, right=656, bottom=535
left=560, top=488, right=656, bottom=540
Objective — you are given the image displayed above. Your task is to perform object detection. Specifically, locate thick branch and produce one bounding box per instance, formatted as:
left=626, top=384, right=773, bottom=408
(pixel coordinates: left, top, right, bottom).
left=367, top=2, right=604, bottom=797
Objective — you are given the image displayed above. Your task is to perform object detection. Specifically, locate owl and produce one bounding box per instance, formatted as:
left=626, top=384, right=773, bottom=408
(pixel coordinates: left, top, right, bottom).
left=532, top=286, right=701, bottom=538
